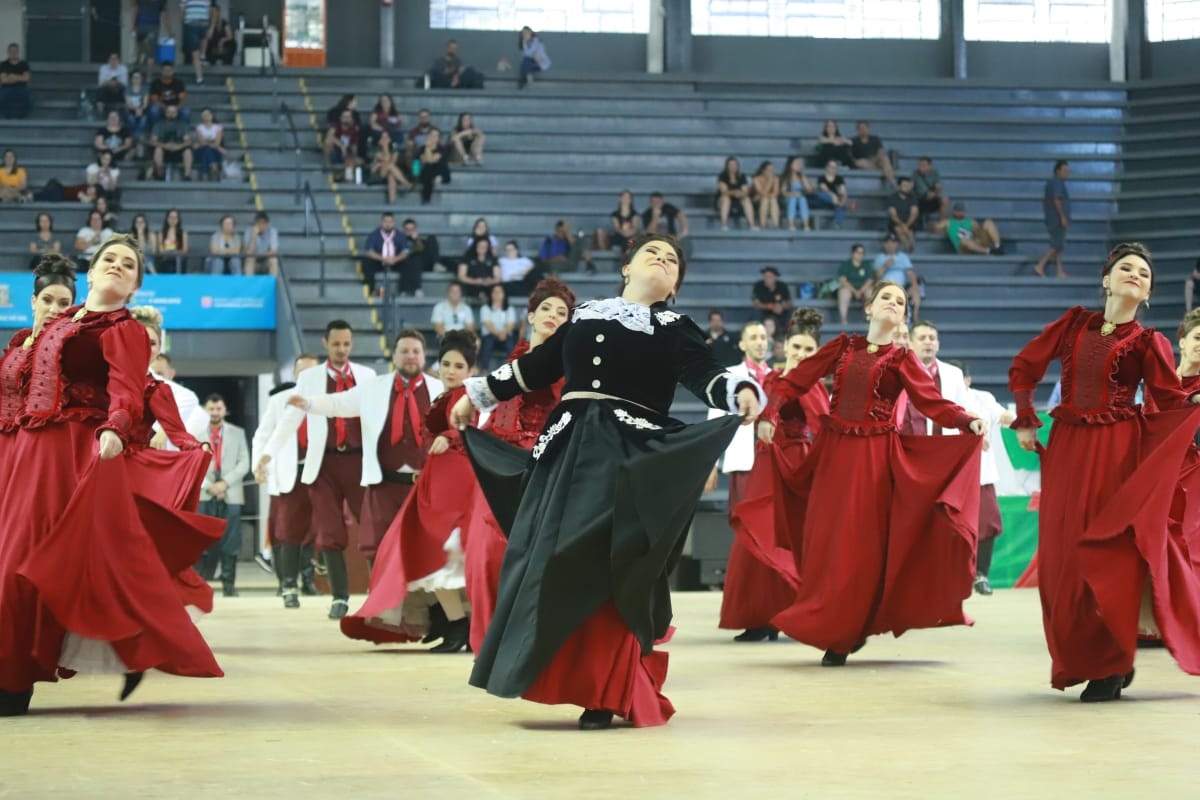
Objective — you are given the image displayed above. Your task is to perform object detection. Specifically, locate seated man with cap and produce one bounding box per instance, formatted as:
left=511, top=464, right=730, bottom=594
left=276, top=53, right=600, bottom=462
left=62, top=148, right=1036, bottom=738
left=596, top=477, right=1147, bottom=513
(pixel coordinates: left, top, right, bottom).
left=939, top=202, right=1004, bottom=256
left=750, top=266, right=793, bottom=333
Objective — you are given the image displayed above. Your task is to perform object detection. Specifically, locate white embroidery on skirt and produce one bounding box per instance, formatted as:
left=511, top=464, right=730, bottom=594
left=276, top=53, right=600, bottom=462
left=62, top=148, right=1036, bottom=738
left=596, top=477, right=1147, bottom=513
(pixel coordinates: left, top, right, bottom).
left=613, top=407, right=662, bottom=430
left=531, top=411, right=573, bottom=460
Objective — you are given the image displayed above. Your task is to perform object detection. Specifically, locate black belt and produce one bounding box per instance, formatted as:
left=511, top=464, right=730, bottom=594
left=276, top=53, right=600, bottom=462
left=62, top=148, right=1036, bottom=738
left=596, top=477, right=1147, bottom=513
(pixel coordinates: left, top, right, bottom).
left=327, top=446, right=363, bottom=455
left=381, top=470, right=419, bottom=485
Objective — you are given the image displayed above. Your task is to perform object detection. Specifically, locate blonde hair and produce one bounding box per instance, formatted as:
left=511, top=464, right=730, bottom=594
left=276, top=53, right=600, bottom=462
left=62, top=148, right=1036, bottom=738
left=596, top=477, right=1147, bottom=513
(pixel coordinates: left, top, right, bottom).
left=1178, top=308, right=1200, bottom=341
left=130, top=305, right=163, bottom=341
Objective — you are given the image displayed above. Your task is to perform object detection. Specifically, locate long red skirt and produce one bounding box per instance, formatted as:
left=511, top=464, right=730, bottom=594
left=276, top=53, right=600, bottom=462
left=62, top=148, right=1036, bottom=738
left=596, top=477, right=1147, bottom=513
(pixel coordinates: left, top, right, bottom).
left=1037, top=409, right=1200, bottom=689
left=722, top=441, right=811, bottom=630
left=463, top=483, right=506, bottom=654
left=522, top=600, right=674, bottom=727
left=340, top=449, right=474, bottom=644
left=0, top=422, right=225, bottom=691
left=744, top=426, right=981, bottom=655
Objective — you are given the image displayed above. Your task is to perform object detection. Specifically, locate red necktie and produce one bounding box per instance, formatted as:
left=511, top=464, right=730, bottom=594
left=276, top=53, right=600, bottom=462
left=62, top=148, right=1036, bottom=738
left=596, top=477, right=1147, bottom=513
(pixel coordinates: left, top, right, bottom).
left=745, top=359, right=769, bottom=386
left=297, top=417, right=308, bottom=450
left=209, top=424, right=223, bottom=472
left=329, top=362, right=355, bottom=447
left=391, top=373, right=425, bottom=446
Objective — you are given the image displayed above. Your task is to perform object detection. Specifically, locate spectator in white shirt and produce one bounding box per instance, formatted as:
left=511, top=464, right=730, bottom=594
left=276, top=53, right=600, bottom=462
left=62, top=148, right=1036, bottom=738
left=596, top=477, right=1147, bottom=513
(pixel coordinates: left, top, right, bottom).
left=85, top=149, right=121, bottom=204
left=95, top=52, right=128, bottom=113
left=479, top=283, right=517, bottom=369
left=430, top=282, right=474, bottom=338
left=73, top=209, right=114, bottom=268
left=498, top=239, right=539, bottom=294
left=206, top=214, right=243, bottom=275
left=243, top=211, right=279, bottom=275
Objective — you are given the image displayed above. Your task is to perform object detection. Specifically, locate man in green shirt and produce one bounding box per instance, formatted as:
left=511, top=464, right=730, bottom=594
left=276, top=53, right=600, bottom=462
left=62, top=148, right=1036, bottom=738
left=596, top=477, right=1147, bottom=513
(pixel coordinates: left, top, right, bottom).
left=836, top=243, right=872, bottom=325
left=943, top=203, right=1003, bottom=255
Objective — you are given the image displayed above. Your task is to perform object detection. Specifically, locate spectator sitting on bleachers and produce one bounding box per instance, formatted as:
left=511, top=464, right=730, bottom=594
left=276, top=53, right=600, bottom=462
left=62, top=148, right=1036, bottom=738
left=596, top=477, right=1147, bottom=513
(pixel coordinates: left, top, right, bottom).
left=402, top=218, right=439, bottom=283
left=816, top=120, right=854, bottom=168
left=206, top=214, right=242, bottom=275
left=151, top=102, right=194, bottom=179
left=194, top=107, right=225, bottom=181
left=130, top=213, right=155, bottom=274
left=205, top=13, right=237, bottom=66
left=498, top=240, right=540, bottom=294
left=642, top=191, right=689, bottom=244
left=780, top=156, right=814, bottom=232
left=851, top=120, right=897, bottom=186
left=155, top=208, right=189, bottom=273
left=181, top=0, right=210, bottom=84
left=515, top=27, right=550, bottom=89
left=0, top=149, right=30, bottom=203
left=836, top=243, right=872, bottom=325
left=29, top=212, right=61, bottom=269
left=124, top=70, right=150, bottom=138
left=538, top=219, right=592, bottom=274
left=886, top=177, right=920, bottom=252
left=367, top=93, right=404, bottom=149
left=368, top=131, right=410, bottom=203
left=94, top=110, right=135, bottom=162
left=717, top=156, right=756, bottom=231
left=811, top=160, right=848, bottom=229
left=426, top=39, right=484, bottom=90
left=95, top=52, right=128, bottom=115
left=74, top=209, right=114, bottom=268
left=596, top=190, right=640, bottom=251
left=0, top=43, right=32, bottom=120
left=913, top=157, right=948, bottom=229
left=873, top=233, right=920, bottom=320
left=457, top=236, right=501, bottom=303
left=466, top=217, right=498, bottom=254
left=751, top=161, right=781, bottom=230
left=325, top=94, right=361, bottom=128
left=362, top=211, right=409, bottom=295
left=705, top=309, right=741, bottom=367
left=940, top=202, right=1003, bottom=256
left=1185, top=257, right=1200, bottom=313
left=479, top=283, right=517, bottom=369
left=431, top=282, right=475, bottom=338
left=91, top=195, right=117, bottom=228
left=148, top=61, right=188, bottom=123
left=417, top=128, right=451, bottom=204
left=85, top=150, right=121, bottom=205
left=752, top=266, right=793, bottom=332
left=133, top=1, right=164, bottom=66
left=243, top=211, right=279, bottom=276
left=324, top=108, right=362, bottom=182
left=449, top=112, right=485, bottom=166
left=404, top=108, right=435, bottom=166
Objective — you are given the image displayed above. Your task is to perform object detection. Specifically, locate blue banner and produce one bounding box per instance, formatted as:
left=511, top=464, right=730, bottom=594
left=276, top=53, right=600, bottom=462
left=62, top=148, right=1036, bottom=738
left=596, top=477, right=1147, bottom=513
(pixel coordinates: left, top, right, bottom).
left=0, top=274, right=276, bottom=330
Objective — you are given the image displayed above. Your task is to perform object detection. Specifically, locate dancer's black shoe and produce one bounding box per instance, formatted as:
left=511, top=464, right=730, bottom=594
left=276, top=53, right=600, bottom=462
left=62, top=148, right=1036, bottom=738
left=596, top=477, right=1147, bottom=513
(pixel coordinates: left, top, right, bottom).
left=300, top=576, right=318, bottom=596
left=422, top=603, right=449, bottom=644
left=578, top=709, right=614, bottom=730
left=733, top=626, right=779, bottom=642
left=1080, top=674, right=1125, bottom=702
left=429, top=618, right=469, bottom=653
left=0, top=688, right=33, bottom=716
left=328, top=598, right=349, bottom=619
left=120, top=672, right=144, bottom=702
left=1123, top=669, right=1136, bottom=689
left=821, top=649, right=848, bottom=667
left=973, top=575, right=993, bottom=596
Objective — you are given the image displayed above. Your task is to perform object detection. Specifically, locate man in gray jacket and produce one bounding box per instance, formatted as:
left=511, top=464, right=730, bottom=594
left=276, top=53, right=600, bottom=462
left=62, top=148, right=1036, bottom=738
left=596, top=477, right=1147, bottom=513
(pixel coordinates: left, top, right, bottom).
left=195, top=393, right=251, bottom=597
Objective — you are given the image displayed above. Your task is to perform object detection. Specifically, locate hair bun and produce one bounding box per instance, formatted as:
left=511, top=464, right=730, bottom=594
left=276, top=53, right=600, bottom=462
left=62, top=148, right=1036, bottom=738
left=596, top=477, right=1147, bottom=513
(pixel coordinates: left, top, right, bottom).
left=788, top=307, right=824, bottom=335
left=129, top=305, right=163, bottom=327
left=33, top=253, right=77, bottom=280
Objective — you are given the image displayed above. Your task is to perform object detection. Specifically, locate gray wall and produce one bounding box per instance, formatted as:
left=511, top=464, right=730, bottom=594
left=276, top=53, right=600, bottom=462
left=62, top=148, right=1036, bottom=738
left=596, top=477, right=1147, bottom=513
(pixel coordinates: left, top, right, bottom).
left=967, top=42, right=1111, bottom=84
left=1146, top=39, right=1200, bottom=80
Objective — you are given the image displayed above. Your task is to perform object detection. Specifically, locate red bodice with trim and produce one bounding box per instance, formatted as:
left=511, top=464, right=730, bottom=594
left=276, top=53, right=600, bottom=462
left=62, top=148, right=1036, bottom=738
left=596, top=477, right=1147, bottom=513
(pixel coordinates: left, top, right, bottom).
left=423, top=385, right=474, bottom=453
left=482, top=340, right=564, bottom=450
left=15, top=306, right=151, bottom=442
left=1009, top=306, right=1192, bottom=428
left=0, top=329, right=32, bottom=433
left=128, top=378, right=204, bottom=451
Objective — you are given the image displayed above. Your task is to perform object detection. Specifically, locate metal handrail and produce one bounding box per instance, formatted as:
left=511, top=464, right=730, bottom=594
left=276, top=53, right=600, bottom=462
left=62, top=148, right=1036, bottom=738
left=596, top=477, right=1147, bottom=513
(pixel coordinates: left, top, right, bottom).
left=274, top=253, right=306, bottom=362
left=300, top=180, right=328, bottom=298
left=281, top=101, right=304, bottom=203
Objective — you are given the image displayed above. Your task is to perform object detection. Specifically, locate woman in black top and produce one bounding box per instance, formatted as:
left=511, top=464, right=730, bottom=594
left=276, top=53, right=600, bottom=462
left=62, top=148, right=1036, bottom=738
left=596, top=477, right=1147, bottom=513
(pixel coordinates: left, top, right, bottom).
left=816, top=120, right=854, bottom=168
left=596, top=190, right=639, bottom=251
left=716, top=156, right=757, bottom=231
left=456, top=236, right=500, bottom=304
left=453, top=233, right=764, bottom=730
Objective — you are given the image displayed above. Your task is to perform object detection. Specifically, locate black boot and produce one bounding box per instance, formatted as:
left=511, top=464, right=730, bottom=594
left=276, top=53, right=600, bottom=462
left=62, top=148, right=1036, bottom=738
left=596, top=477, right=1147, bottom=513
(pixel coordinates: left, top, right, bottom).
left=220, top=554, right=238, bottom=597
left=422, top=603, right=449, bottom=644
left=821, top=649, right=848, bottom=667
left=120, top=672, right=144, bottom=701
left=0, top=688, right=33, bottom=716
left=429, top=617, right=469, bottom=653
left=328, top=597, right=350, bottom=619
left=733, top=626, right=779, bottom=642
left=1080, top=674, right=1125, bottom=702
left=323, top=550, right=349, bottom=601
left=578, top=709, right=614, bottom=730
left=281, top=580, right=300, bottom=609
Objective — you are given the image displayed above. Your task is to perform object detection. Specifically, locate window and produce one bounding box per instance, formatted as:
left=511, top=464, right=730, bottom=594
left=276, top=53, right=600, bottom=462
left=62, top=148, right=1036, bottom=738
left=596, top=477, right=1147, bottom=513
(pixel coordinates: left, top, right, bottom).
left=1146, top=0, right=1200, bottom=41
left=690, top=0, right=941, bottom=40
left=964, top=0, right=1111, bottom=43
left=429, top=0, right=650, bottom=33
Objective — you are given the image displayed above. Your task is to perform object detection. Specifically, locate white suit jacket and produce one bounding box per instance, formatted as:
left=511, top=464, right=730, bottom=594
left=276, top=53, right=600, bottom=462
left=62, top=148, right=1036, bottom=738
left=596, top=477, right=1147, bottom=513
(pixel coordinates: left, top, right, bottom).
left=150, top=371, right=207, bottom=450
left=706, top=361, right=758, bottom=474
left=253, top=386, right=304, bottom=496
left=304, top=371, right=444, bottom=487
left=264, top=361, right=377, bottom=485
left=966, top=386, right=1007, bottom=487
left=922, top=359, right=972, bottom=437
left=195, top=421, right=251, bottom=505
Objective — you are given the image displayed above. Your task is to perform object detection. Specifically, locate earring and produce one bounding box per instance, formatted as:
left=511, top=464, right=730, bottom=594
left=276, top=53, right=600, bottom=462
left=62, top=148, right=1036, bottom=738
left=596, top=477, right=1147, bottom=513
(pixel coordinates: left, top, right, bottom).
left=1104, top=286, right=1112, bottom=296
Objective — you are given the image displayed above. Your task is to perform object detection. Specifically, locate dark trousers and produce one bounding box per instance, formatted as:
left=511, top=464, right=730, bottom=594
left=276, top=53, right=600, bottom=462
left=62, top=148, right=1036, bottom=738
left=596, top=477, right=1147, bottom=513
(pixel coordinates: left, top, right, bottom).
left=419, top=160, right=450, bottom=203
left=0, top=85, right=32, bottom=119
left=519, top=57, right=542, bottom=87
left=197, top=499, right=243, bottom=588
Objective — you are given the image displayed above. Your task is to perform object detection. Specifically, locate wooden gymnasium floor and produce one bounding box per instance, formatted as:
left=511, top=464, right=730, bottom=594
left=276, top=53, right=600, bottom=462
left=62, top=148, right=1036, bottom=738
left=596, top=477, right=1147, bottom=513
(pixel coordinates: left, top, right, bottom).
left=5, top=586, right=1197, bottom=799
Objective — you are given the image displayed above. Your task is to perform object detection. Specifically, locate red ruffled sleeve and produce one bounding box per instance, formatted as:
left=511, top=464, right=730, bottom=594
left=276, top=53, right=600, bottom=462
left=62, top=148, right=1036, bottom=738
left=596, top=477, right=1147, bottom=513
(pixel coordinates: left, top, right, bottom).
left=424, top=385, right=473, bottom=447
left=780, top=335, right=849, bottom=394
left=96, top=318, right=152, bottom=444
left=1143, top=330, right=1195, bottom=411
left=149, top=380, right=203, bottom=449
left=1008, top=306, right=1085, bottom=429
left=898, top=349, right=975, bottom=431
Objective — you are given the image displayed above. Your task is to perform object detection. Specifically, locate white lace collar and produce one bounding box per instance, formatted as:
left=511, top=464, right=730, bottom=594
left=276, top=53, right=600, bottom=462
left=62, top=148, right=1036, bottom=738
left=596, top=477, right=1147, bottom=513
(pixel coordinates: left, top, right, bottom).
left=573, top=297, right=653, bottom=335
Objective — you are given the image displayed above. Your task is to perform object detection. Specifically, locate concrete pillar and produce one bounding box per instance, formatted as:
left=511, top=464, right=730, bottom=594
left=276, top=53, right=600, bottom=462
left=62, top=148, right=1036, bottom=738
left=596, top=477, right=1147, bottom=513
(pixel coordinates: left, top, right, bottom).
left=647, top=0, right=664, bottom=73
left=0, top=0, right=25, bottom=52
left=663, top=0, right=691, bottom=73
left=1110, top=0, right=1128, bottom=81
left=947, top=0, right=967, bottom=79
left=380, top=0, right=394, bottom=69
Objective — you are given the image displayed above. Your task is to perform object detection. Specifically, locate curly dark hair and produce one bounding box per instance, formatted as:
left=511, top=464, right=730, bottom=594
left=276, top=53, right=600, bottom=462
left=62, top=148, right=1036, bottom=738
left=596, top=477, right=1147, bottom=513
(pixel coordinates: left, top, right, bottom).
left=787, top=307, right=823, bottom=343
left=1102, top=242, right=1154, bottom=292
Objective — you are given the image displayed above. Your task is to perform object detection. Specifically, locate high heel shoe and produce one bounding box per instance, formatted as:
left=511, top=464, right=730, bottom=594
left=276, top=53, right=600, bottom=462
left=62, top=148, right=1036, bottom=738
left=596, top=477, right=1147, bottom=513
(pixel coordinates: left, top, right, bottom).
left=821, top=649, right=848, bottom=667
left=733, top=626, right=779, bottom=643
left=120, top=672, right=144, bottom=702
left=429, top=617, right=469, bottom=653
left=1079, top=674, right=1124, bottom=702
left=578, top=709, right=614, bottom=730
left=0, top=688, right=33, bottom=716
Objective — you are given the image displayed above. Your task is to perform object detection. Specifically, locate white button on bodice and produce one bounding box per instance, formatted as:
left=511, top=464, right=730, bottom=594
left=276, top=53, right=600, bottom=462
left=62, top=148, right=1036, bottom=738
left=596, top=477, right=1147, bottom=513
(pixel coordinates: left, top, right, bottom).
left=592, top=356, right=602, bottom=366
left=591, top=379, right=601, bottom=389
left=595, top=334, right=605, bottom=343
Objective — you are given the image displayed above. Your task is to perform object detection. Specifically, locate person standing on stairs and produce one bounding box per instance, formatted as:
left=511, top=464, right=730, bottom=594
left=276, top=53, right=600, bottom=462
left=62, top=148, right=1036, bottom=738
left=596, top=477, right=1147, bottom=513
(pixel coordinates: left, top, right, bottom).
left=194, top=394, right=250, bottom=597
left=258, top=320, right=376, bottom=619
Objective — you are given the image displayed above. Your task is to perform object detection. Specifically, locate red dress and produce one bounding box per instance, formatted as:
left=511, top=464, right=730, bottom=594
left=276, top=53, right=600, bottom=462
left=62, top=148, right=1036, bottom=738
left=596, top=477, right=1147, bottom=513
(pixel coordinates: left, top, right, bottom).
left=0, top=307, right=223, bottom=693
left=1174, top=373, right=1200, bottom=571
left=722, top=370, right=828, bottom=630
left=463, top=341, right=563, bottom=654
left=1009, top=307, right=1200, bottom=689
left=340, top=386, right=478, bottom=643
left=740, top=335, right=982, bottom=655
